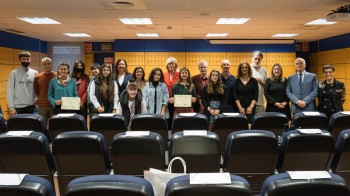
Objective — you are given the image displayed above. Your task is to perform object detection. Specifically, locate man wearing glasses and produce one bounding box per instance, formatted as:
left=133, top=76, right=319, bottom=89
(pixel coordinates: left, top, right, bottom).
left=192, top=60, right=209, bottom=113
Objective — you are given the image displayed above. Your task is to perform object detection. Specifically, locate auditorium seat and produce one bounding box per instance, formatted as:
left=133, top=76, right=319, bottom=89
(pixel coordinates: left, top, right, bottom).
left=0, top=175, right=55, bottom=196
left=7, top=114, right=49, bottom=139
left=211, top=113, right=249, bottom=153
left=251, top=112, right=288, bottom=136
left=52, top=131, right=110, bottom=193
left=277, top=130, right=334, bottom=172
left=328, top=112, right=350, bottom=141
left=260, top=172, right=350, bottom=196
left=165, top=174, right=251, bottom=196
left=223, top=130, right=278, bottom=193
left=111, top=131, right=165, bottom=176
left=48, top=114, right=86, bottom=141
left=169, top=131, right=221, bottom=173
left=0, top=113, right=7, bottom=133
left=331, top=129, right=350, bottom=186
left=291, top=112, right=328, bottom=130
left=65, top=174, right=154, bottom=196
left=172, top=113, right=208, bottom=134
left=0, top=131, right=55, bottom=184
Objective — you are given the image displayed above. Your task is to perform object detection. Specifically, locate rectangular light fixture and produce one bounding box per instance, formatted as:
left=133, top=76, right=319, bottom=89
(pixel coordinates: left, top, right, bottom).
left=216, top=18, right=251, bottom=24
left=136, top=33, right=159, bottom=37
left=119, top=18, right=153, bottom=24
left=305, top=18, right=337, bottom=25
left=63, top=33, right=91, bottom=37
left=209, top=39, right=295, bottom=44
left=206, top=33, right=229, bottom=37
left=272, top=33, right=298, bottom=37
left=17, top=17, right=60, bottom=24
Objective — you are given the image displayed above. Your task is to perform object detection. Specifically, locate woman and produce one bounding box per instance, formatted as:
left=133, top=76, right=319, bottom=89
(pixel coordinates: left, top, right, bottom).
left=264, top=63, right=291, bottom=120
left=89, top=64, right=119, bottom=114
left=113, top=58, right=132, bottom=95
left=90, top=63, right=101, bottom=80
left=71, top=60, right=90, bottom=118
left=132, top=66, right=147, bottom=91
left=164, top=57, right=179, bottom=125
left=201, top=69, right=227, bottom=127
left=116, top=80, right=147, bottom=128
left=234, top=61, right=259, bottom=123
left=169, top=67, right=196, bottom=116
left=143, top=67, right=169, bottom=118
left=318, top=64, right=345, bottom=119
left=48, top=63, right=78, bottom=114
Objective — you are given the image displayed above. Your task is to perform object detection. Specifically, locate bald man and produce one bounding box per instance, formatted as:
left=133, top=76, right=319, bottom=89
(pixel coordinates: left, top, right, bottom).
left=221, top=59, right=237, bottom=112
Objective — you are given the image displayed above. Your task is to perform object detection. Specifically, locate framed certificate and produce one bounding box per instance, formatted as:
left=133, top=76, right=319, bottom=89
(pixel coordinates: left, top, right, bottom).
left=61, top=97, right=80, bottom=110
left=174, top=95, right=192, bottom=107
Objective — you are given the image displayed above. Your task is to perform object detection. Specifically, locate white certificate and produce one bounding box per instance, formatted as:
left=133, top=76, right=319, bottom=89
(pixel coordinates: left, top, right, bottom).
left=174, top=95, right=192, bottom=107
left=61, top=97, right=80, bottom=110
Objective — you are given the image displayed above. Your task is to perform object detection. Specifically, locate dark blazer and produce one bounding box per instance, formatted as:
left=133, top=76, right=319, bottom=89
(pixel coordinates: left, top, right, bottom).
left=115, top=73, right=132, bottom=95
left=318, top=79, right=345, bottom=112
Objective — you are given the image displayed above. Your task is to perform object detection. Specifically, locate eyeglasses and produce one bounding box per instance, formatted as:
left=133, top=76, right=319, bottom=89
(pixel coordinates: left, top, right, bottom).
left=199, top=67, right=207, bottom=69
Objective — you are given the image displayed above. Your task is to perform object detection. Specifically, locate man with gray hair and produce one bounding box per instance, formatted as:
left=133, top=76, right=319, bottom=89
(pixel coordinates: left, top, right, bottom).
left=34, top=57, right=57, bottom=122
left=251, top=51, right=268, bottom=114
left=192, top=60, right=209, bottom=113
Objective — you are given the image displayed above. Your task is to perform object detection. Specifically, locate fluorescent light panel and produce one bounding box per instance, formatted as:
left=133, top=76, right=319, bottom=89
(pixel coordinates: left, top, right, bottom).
left=206, top=33, right=228, bottom=37
left=216, top=18, right=251, bottom=24
left=17, top=17, right=60, bottom=24
left=209, top=39, right=295, bottom=44
left=305, top=18, right=337, bottom=25
left=119, top=18, right=153, bottom=24
left=63, top=33, right=91, bottom=37
left=272, top=33, right=298, bottom=37
left=136, top=33, right=159, bottom=37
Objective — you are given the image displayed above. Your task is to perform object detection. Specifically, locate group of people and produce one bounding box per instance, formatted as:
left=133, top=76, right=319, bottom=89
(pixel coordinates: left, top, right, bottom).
left=6, top=50, right=345, bottom=129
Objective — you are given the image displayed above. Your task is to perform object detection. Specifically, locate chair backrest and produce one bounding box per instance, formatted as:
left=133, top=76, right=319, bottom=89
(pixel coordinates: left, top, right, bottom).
left=260, top=172, right=350, bottom=196
left=65, top=175, right=154, bottom=196
left=52, top=131, right=110, bottom=193
left=328, top=112, right=350, bottom=141
left=165, top=174, right=251, bottom=196
left=48, top=114, right=86, bottom=141
left=331, top=129, right=350, bottom=185
left=211, top=114, right=249, bottom=153
left=7, top=114, right=47, bottom=135
left=169, top=131, right=221, bottom=173
left=111, top=132, right=165, bottom=175
left=172, top=113, right=208, bottom=134
left=277, top=130, right=335, bottom=172
left=251, top=112, right=288, bottom=136
left=0, top=132, right=55, bottom=184
left=89, top=114, right=126, bottom=147
left=224, top=130, right=278, bottom=193
left=130, top=114, right=168, bottom=147
left=0, top=113, right=7, bottom=133
left=0, top=175, right=55, bottom=196
left=291, top=112, right=328, bottom=130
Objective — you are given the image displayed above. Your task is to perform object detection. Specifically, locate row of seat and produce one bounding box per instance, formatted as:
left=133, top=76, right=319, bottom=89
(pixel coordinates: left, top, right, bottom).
left=1, top=129, right=350, bottom=193
left=1, top=172, right=349, bottom=196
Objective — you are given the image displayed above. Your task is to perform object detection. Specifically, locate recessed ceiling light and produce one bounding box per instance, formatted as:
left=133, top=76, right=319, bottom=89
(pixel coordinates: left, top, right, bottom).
left=272, top=33, right=298, bottom=37
left=63, top=33, right=91, bottom=37
left=17, top=17, right=60, bottom=24
left=305, top=18, right=337, bottom=25
left=136, top=33, right=159, bottom=37
left=216, top=18, right=251, bottom=24
left=119, top=18, right=153, bottom=24
left=205, top=33, right=229, bottom=37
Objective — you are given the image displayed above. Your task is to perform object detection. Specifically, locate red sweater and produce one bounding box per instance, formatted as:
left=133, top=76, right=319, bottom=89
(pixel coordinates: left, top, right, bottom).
left=163, top=71, right=179, bottom=96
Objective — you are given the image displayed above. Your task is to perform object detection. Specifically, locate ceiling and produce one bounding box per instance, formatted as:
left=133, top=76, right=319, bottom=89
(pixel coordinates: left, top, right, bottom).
left=1, top=0, right=350, bottom=42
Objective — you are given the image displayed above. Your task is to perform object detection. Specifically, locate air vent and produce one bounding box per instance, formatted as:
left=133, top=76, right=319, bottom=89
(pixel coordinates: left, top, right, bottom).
left=112, top=1, right=134, bottom=7
left=4, top=29, right=24, bottom=33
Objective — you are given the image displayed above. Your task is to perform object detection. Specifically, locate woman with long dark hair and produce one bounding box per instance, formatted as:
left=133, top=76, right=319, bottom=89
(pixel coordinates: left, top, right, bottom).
left=71, top=60, right=90, bottom=118
left=113, top=58, right=132, bottom=95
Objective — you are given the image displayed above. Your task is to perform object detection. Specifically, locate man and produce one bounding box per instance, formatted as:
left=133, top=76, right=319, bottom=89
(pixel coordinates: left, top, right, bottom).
left=191, top=60, right=209, bottom=113
left=7, top=51, right=38, bottom=116
left=251, top=51, right=268, bottom=114
left=34, top=57, right=57, bottom=122
left=286, top=58, right=318, bottom=114
left=221, top=59, right=236, bottom=112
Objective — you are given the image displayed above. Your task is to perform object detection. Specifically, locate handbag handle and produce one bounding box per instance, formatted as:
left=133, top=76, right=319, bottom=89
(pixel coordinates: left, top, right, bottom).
left=167, top=157, right=187, bottom=174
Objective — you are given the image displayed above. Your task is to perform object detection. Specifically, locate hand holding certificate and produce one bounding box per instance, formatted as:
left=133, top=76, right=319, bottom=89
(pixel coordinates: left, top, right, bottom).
left=174, top=95, right=192, bottom=107
left=61, top=97, right=80, bottom=110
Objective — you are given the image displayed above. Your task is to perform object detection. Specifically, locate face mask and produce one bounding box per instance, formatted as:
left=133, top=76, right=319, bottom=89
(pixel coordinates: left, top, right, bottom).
left=21, top=62, right=30, bottom=67
left=74, top=67, right=83, bottom=73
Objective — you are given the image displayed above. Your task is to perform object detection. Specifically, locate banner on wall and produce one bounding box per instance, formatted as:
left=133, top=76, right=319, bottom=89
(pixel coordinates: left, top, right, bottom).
left=85, top=43, right=92, bottom=54
left=101, top=43, right=113, bottom=51
left=302, top=42, right=309, bottom=52
left=104, top=57, right=114, bottom=64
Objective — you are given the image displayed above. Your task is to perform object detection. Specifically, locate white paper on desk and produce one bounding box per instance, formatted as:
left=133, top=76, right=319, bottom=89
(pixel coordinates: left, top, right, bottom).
left=183, top=130, right=207, bottom=136
left=223, top=113, right=240, bottom=116
left=57, top=113, right=75, bottom=117
left=174, top=95, right=192, bottom=107
left=6, top=131, right=33, bottom=136
left=179, top=113, right=196, bottom=117
left=0, top=173, right=27, bottom=185
left=303, top=111, right=321, bottom=116
left=99, top=113, right=115, bottom=117
left=341, top=111, right=350, bottom=115
left=126, top=131, right=150, bottom=137
left=298, top=129, right=322, bottom=134
left=61, top=97, right=80, bottom=110
left=288, top=171, right=331, bottom=180
left=190, top=173, right=231, bottom=184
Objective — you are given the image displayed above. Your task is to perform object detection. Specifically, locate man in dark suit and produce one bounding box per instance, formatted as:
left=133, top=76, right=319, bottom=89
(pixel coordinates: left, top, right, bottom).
left=191, top=60, right=209, bottom=113
left=286, top=58, right=318, bottom=114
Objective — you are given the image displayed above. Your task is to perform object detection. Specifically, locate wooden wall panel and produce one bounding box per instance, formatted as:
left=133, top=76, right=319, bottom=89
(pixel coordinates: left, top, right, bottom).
left=266, top=53, right=295, bottom=66
left=0, top=81, right=7, bottom=98
left=0, top=47, right=14, bottom=65
left=0, top=64, right=14, bottom=81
